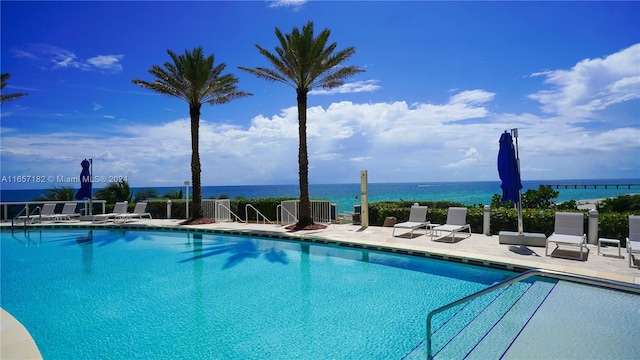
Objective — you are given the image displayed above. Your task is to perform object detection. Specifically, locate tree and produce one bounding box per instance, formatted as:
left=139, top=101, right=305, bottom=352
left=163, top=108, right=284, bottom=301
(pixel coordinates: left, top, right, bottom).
left=1, top=73, right=28, bottom=103
left=94, top=180, right=158, bottom=204
left=95, top=180, right=134, bottom=204
left=34, top=186, right=75, bottom=201
left=239, top=21, right=363, bottom=229
left=133, top=47, right=251, bottom=219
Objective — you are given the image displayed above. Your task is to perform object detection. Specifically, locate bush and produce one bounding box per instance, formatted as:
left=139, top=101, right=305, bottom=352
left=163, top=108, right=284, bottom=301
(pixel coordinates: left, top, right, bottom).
left=597, top=194, right=640, bottom=213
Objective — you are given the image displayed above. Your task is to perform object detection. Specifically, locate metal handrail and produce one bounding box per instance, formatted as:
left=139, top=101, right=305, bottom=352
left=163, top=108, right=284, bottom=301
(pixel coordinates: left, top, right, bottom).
left=244, top=204, right=274, bottom=225
left=276, top=204, right=297, bottom=226
left=11, top=205, right=42, bottom=228
left=216, top=203, right=245, bottom=223
left=425, top=268, right=640, bottom=359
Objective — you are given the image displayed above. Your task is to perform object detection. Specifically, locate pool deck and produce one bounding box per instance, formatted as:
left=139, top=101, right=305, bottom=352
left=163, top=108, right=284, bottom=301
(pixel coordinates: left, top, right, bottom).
left=2, top=219, right=639, bottom=358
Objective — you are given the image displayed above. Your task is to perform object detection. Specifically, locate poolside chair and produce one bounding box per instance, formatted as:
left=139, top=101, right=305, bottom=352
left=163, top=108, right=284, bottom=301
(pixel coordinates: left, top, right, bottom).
left=114, top=202, right=152, bottom=223
left=392, top=205, right=428, bottom=237
left=545, top=212, right=588, bottom=261
left=627, top=215, right=640, bottom=268
left=92, top=202, right=127, bottom=223
left=431, top=207, right=471, bottom=242
left=56, top=202, right=81, bottom=222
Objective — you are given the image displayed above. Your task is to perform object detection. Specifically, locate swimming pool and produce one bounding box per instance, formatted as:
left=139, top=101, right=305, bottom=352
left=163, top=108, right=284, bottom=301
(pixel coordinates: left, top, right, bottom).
left=1, top=228, right=522, bottom=359
left=2, top=228, right=638, bottom=359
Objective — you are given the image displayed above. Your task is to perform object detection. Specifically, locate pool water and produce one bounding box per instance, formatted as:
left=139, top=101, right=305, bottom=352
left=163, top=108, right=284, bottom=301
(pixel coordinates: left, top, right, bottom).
left=1, top=228, right=519, bottom=359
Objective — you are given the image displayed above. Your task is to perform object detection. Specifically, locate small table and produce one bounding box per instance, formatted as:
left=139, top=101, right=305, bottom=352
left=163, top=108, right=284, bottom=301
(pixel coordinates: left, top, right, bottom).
left=598, top=238, right=623, bottom=258
left=426, top=223, right=440, bottom=236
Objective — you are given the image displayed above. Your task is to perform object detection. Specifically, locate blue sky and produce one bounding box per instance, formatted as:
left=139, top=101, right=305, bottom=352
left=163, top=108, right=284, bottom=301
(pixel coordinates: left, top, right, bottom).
left=1, top=1, right=639, bottom=190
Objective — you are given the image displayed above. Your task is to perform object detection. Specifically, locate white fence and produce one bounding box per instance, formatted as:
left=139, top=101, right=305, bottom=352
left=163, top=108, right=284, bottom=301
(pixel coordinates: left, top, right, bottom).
left=279, top=200, right=334, bottom=225
left=202, top=199, right=231, bottom=221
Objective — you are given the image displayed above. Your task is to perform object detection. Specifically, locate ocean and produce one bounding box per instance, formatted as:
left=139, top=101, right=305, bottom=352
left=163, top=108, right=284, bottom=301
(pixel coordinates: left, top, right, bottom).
left=2, top=179, right=639, bottom=215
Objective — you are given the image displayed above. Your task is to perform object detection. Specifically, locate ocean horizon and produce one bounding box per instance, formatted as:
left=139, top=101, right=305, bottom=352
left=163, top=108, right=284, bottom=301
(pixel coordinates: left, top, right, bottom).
left=2, top=179, right=639, bottom=215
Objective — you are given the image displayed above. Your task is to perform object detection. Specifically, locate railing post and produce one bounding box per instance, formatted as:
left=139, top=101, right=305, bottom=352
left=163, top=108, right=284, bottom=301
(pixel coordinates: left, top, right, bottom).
left=167, top=200, right=172, bottom=219
left=483, top=205, right=491, bottom=235
left=588, top=209, right=599, bottom=245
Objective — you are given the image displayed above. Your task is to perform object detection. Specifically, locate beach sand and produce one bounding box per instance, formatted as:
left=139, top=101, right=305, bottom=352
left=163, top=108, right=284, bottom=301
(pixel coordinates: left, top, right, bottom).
left=576, top=198, right=604, bottom=210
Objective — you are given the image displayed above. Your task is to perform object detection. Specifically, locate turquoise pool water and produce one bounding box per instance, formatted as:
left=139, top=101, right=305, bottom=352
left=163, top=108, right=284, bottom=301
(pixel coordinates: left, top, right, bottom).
left=1, top=228, right=518, bottom=359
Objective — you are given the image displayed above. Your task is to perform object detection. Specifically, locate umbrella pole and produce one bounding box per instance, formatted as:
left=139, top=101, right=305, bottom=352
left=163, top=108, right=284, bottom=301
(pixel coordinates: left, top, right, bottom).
left=89, top=158, right=93, bottom=216
left=511, top=128, right=524, bottom=234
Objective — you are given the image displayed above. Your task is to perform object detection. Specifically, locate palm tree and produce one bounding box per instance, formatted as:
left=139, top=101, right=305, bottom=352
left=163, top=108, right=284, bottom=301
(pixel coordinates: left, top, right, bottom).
left=95, top=180, right=158, bottom=204
left=95, top=180, right=133, bottom=204
left=1, top=73, right=28, bottom=103
left=34, top=186, right=75, bottom=201
left=162, top=188, right=183, bottom=200
left=239, top=21, right=363, bottom=229
left=133, top=47, right=251, bottom=219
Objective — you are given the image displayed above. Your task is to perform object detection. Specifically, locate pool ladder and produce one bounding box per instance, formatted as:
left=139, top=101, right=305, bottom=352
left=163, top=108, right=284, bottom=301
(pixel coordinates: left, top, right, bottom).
left=11, top=205, right=43, bottom=229
left=423, top=268, right=640, bottom=359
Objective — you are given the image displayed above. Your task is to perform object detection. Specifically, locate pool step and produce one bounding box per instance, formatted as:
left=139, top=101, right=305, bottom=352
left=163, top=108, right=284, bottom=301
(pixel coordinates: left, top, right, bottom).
left=429, top=279, right=556, bottom=359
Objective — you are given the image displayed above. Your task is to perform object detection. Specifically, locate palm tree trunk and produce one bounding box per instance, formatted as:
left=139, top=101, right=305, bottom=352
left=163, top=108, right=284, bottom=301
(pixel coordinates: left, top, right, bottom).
left=190, top=103, right=204, bottom=219
left=296, top=89, right=312, bottom=228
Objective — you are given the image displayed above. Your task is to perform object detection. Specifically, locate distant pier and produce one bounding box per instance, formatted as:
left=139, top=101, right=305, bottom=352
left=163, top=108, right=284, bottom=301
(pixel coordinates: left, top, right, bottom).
left=541, top=183, right=640, bottom=189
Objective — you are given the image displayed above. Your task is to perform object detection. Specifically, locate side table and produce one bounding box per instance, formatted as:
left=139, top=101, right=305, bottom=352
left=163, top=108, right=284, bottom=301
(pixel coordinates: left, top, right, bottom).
left=598, top=238, right=623, bottom=258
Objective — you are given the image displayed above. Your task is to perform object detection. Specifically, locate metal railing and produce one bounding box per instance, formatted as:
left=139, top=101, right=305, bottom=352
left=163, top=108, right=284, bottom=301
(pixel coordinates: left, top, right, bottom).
left=425, top=268, right=640, bottom=359
left=245, top=204, right=273, bottom=224
left=11, top=205, right=42, bottom=228
left=215, top=202, right=244, bottom=223
left=276, top=204, right=298, bottom=226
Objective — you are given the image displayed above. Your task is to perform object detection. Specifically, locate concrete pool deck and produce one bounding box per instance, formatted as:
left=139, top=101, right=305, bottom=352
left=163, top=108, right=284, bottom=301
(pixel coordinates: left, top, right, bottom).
left=2, top=219, right=639, bottom=358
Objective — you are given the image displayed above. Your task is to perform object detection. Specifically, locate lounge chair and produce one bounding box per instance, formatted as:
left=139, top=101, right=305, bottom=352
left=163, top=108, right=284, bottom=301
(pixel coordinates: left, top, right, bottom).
left=431, top=207, right=471, bottom=242
left=627, top=215, right=640, bottom=268
left=114, top=202, right=152, bottom=223
left=56, top=202, right=81, bottom=222
left=92, top=202, right=128, bottom=223
left=545, top=212, right=588, bottom=261
left=392, top=205, right=428, bottom=237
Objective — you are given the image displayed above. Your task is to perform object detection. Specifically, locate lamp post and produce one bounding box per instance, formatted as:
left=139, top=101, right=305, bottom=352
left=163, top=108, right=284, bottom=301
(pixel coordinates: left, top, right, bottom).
left=184, top=180, right=190, bottom=219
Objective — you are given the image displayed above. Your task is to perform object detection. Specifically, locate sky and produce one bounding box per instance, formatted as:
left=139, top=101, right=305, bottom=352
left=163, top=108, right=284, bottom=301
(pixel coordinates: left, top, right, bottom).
left=1, top=1, right=639, bottom=191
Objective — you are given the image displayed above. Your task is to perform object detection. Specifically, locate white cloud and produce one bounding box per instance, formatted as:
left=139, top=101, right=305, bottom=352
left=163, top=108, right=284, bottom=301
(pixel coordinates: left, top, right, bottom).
left=1, top=83, right=639, bottom=187
left=528, top=43, right=640, bottom=117
left=449, top=89, right=495, bottom=105
left=310, top=80, right=381, bottom=95
left=268, top=0, right=307, bottom=8
left=87, top=55, right=124, bottom=72
left=11, top=44, right=124, bottom=73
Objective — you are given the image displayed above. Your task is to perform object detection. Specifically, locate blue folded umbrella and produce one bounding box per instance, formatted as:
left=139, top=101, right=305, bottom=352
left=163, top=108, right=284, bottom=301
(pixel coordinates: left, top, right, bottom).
left=498, top=132, right=522, bottom=204
left=75, top=158, right=92, bottom=200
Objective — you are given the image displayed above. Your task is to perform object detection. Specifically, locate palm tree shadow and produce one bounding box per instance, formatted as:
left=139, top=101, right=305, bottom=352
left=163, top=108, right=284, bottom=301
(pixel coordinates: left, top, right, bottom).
left=179, top=238, right=259, bottom=269
left=264, top=248, right=288, bottom=265
left=179, top=239, right=289, bottom=268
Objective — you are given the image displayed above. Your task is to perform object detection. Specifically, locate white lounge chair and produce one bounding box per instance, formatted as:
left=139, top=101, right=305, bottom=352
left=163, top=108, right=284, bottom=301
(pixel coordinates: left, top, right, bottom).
left=627, top=215, right=640, bottom=268
left=114, top=202, right=152, bottom=223
left=92, top=202, right=128, bottom=223
left=545, top=212, right=588, bottom=261
left=431, top=207, right=471, bottom=242
left=392, top=205, right=428, bottom=237
left=56, top=202, right=81, bottom=222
